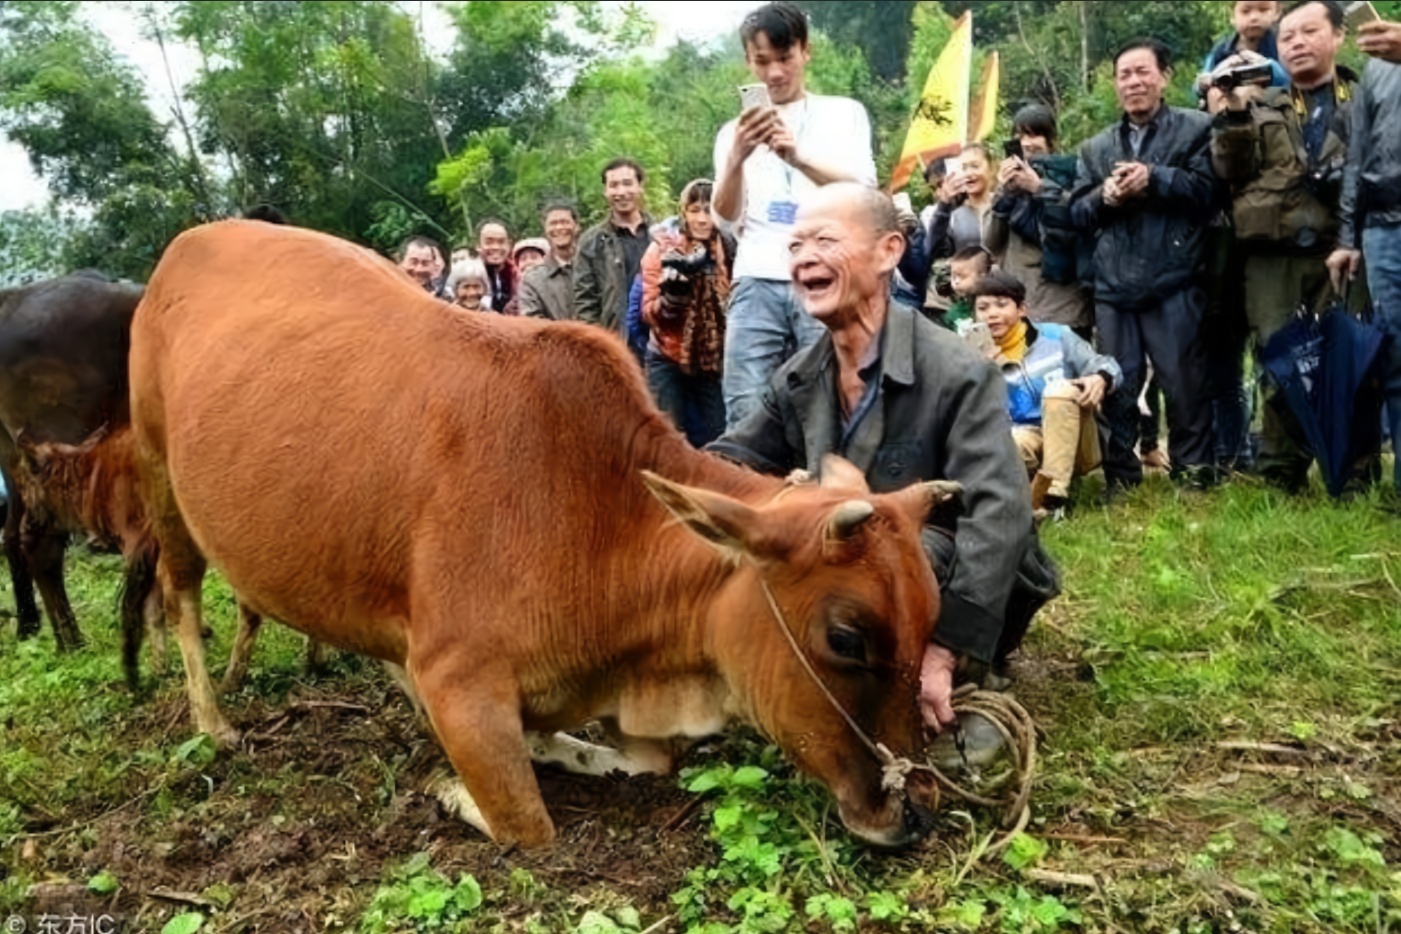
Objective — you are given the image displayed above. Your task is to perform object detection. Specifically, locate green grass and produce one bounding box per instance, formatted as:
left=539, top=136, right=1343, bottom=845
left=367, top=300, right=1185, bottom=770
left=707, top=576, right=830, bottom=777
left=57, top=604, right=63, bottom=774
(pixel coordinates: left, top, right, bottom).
left=0, top=479, right=1398, bottom=932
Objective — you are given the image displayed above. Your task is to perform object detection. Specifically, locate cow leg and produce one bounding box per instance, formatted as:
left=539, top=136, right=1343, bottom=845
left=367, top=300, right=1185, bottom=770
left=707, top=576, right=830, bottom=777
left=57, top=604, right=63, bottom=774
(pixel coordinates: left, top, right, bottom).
left=119, top=543, right=160, bottom=693
left=220, top=603, right=263, bottom=695
left=144, top=585, right=167, bottom=676
left=2, top=484, right=41, bottom=639
left=382, top=661, right=424, bottom=716
left=304, top=637, right=329, bottom=676
left=414, top=667, right=554, bottom=848
left=24, top=522, right=83, bottom=652
left=525, top=732, right=676, bottom=777
left=159, top=558, right=239, bottom=748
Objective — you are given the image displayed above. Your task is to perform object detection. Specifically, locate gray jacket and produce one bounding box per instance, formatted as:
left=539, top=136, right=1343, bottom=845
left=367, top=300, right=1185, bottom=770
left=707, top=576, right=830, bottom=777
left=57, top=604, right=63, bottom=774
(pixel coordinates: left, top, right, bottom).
left=711, top=301, right=1034, bottom=663
left=519, top=256, right=576, bottom=321
left=1339, top=59, right=1401, bottom=248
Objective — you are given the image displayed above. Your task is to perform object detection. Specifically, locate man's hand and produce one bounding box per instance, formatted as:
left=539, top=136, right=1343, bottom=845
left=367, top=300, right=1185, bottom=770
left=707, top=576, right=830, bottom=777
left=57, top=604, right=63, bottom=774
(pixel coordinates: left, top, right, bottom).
left=937, top=172, right=971, bottom=206
left=732, top=106, right=780, bottom=162
left=1206, top=83, right=1262, bottom=115
left=1102, top=176, right=1124, bottom=208
left=1358, top=20, right=1401, bottom=64
left=919, top=643, right=959, bottom=732
left=1070, top=374, right=1109, bottom=410
left=998, top=157, right=1042, bottom=195
left=1114, top=162, right=1151, bottom=199
left=1326, top=248, right=1362, bottom=293
left=768, top=122, right=798, bottom=165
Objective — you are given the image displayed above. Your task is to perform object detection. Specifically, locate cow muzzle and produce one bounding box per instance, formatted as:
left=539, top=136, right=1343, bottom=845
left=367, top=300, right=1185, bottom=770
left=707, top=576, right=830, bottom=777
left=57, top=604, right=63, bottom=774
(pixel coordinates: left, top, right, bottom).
left=838, top=772, right=937, bottom=850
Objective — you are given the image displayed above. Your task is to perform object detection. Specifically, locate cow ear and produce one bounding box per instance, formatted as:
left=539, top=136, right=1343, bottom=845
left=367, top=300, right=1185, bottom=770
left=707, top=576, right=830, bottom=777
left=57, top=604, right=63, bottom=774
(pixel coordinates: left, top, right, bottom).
left=819, top=454, right=870, bottom=495
left=641, top=471, right=763, bottom=559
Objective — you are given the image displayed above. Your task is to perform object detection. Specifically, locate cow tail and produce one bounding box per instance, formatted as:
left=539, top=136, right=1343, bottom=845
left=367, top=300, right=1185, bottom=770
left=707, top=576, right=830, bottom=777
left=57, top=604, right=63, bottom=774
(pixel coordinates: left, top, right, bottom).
left=120, top=541, right=159, bottom=696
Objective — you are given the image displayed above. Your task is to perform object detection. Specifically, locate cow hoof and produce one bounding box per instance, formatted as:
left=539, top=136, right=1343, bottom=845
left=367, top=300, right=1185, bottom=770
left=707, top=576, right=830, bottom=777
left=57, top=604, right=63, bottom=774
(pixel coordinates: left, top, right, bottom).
left=426, top=772, right=494, bottom=840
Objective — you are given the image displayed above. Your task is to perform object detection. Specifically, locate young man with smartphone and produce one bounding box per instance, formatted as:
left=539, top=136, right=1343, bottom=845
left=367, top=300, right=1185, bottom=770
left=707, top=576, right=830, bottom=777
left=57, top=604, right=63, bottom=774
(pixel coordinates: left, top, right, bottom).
left=712, top=1, right=877, bottom=430
left=1328, top=7, right=1401, bottom=493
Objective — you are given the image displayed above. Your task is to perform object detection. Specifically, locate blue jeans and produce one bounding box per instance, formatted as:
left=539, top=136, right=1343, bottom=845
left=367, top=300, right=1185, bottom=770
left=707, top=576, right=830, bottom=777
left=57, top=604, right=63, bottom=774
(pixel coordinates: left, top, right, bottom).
left=721, top=277, right=826, bottom=430
left=1364, top=223, right=1401, bottom=488
left=646, top=350, right=726, bottom=449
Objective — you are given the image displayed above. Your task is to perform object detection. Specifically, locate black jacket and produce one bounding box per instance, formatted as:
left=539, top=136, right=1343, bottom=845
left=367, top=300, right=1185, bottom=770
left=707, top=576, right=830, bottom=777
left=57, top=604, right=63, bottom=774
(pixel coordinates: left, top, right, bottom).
left=1070, top=105, right=1222, bottom=307
left=1339, top=60, right=1401, bottom=248
left=710, top=302, right=1034, bottom=664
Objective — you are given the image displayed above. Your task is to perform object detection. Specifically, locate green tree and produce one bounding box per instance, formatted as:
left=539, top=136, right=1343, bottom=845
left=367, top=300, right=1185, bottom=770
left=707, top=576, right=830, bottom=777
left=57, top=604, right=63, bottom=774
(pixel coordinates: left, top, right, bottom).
left=0, top=0, right=208, bottom=276
left=173, top=0, right=451, bottom=250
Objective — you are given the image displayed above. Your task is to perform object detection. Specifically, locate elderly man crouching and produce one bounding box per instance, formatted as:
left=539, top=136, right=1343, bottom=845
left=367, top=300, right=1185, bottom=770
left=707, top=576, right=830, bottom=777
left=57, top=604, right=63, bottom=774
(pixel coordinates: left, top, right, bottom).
left=711, top=183, right=1059, bottom=746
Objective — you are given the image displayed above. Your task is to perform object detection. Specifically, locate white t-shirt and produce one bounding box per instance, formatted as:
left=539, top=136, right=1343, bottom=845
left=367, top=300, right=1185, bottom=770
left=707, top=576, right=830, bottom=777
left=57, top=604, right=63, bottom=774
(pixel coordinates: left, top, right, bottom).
left=713, top=93, right=877, bottom=282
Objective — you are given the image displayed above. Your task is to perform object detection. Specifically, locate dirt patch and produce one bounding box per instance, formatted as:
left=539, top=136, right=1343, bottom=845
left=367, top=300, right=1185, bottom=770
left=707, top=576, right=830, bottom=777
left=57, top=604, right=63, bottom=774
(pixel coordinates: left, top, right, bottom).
left=6, top=677, right=716, bottom=932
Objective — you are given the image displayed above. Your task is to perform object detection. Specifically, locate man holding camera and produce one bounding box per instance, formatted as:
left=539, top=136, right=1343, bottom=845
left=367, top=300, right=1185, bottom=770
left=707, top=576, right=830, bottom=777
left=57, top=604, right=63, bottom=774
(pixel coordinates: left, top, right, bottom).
left=1328, top=14, right=1401, bottom=492
left=1210, top=0, right=1360, bottom=492
left=1071, top=40, right=1223, bottom=494
left=712, top=1, right=877, bottom=430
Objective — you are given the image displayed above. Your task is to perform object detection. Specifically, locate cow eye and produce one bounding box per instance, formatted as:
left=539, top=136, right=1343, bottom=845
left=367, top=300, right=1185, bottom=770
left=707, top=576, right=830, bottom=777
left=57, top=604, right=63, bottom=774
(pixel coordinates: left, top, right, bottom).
left=827, top=626, right=867, bottom=663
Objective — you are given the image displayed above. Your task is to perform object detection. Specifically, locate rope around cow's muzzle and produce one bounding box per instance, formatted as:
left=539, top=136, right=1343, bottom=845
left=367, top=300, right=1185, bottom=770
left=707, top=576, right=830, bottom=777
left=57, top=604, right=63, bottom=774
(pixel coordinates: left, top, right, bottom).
left=754, top=573, right=1037, bottom=852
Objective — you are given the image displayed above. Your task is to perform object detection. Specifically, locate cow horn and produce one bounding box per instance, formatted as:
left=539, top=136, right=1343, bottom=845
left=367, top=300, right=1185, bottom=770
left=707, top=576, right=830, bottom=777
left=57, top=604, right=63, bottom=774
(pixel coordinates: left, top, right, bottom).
left=827, top=500, right=876, bottom=541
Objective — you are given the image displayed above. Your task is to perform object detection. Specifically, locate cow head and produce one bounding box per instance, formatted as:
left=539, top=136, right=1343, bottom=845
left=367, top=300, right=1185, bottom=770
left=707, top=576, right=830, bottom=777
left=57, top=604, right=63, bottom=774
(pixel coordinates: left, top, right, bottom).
left=644, top=456, right=957, bottom=848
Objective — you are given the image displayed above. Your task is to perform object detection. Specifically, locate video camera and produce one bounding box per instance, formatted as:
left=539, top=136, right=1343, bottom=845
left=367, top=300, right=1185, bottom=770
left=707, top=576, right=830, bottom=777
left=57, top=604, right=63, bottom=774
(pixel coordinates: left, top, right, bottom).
left=1210, top=61, right=1273, bottom=91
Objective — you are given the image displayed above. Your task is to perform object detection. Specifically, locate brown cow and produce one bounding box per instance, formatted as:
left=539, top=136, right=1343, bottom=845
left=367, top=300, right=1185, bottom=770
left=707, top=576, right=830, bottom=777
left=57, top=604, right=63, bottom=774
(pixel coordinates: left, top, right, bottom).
left=130, top=220, right=956, bottom=849
left=17, top=426, right=324, bottom=694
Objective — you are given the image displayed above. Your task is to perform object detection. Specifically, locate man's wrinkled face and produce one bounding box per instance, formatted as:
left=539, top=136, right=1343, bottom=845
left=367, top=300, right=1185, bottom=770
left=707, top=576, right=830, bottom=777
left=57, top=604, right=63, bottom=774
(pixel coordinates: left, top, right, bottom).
left=543, top=210, right=579, bottom=254
left=1279, top=3, right=1342, bottom=85
left=604, top=167, right=642, bottom=218
left=788, top=193, right=901, bottom=325
left=399, top=244, right=436, bottom=286
left=1234, top=0, right=1280, bottom=42
left=1115, top=48, right=1169, bottom=121
left=478, top=224, right=511, bottom=266
left=974, top=294, right=1026, bottom=342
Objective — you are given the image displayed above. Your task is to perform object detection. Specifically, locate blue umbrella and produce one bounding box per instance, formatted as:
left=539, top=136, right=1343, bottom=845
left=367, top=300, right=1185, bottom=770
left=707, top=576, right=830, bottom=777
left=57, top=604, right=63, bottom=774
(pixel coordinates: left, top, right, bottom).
left=1261, top=300, right=1388, bottom=498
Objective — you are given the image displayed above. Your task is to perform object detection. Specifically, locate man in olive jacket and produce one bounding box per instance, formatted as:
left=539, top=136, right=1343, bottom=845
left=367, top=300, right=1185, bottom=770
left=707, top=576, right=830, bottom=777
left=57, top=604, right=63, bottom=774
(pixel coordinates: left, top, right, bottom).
left=712, top=183, right=1051, bottom=734
left=1071, top=39, right=1223, bottom=492
left=574, top=158, right=653, bottom=337
left=1210, top=1, right=1359, bottom=491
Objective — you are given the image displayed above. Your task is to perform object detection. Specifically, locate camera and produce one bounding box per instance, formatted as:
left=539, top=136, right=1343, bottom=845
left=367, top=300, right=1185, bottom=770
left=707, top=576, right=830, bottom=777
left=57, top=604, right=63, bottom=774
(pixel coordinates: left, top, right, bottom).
left=1212, top=62, right=1273, bottom=90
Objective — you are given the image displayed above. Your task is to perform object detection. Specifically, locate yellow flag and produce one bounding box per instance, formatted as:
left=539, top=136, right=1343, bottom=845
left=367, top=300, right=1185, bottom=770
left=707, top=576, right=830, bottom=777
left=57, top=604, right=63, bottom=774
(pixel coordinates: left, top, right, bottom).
left=969, top=51, right=1000, bottom=143
left=889, top=11, right=972, bottom=193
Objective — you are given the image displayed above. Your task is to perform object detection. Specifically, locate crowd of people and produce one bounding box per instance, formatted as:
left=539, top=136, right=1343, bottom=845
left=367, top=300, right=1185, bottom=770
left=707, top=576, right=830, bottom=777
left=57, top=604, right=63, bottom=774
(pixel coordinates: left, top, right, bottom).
left=385, top=1, right=1401, bottom=749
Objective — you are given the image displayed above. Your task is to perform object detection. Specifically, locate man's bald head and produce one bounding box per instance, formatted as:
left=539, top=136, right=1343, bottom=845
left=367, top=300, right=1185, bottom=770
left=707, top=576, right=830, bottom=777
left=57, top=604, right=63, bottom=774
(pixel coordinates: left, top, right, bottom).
left=800, top=183, right=901, bottom=237
left=789, top=184, right=907, bottom=326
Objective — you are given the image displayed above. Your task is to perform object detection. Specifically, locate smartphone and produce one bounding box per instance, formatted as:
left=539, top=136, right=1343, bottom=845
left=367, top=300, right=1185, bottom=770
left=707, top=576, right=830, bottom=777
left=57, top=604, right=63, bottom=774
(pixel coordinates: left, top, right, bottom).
left=738, top=83, right=772, bottom=111
left=892, top=192, right=913, bottom=214
left=1344, top=1, right=1380, bottom=28
left=944, top=156, right=964, bottom=176
left=1003, top=138, right=1024, bottom=161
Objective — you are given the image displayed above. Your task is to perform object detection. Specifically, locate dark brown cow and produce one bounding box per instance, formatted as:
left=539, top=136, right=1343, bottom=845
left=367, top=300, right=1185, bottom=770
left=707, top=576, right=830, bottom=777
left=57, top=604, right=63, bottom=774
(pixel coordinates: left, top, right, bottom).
left=0, top=274, right=143, bottom=650
left=130, top=220, right=956, bottom=849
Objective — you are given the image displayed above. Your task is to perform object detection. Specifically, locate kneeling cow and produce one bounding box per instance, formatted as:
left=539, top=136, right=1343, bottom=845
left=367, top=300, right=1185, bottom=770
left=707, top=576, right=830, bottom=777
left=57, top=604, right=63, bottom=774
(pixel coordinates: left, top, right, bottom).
left=130, top=221, right=955, bottom=849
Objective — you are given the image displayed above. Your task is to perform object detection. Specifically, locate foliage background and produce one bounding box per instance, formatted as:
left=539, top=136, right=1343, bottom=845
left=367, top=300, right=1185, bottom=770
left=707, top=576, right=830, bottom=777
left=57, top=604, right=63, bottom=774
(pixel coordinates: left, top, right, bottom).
left=3, top=0, right=1401, bottom=283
